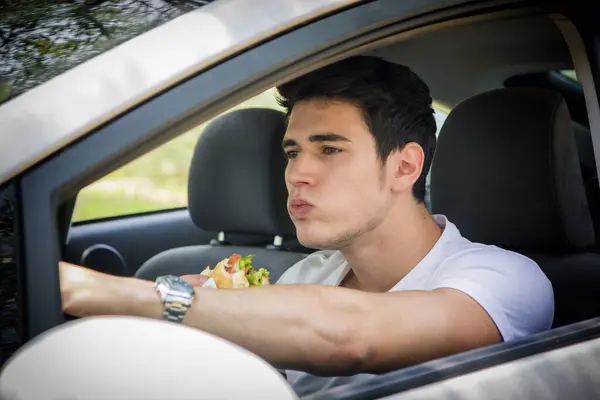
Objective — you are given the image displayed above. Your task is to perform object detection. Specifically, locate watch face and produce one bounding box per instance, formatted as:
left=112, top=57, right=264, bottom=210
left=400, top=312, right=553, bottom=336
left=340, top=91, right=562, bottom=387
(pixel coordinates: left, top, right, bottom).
left=169, top=276, right=193, bottom=292
left=156, top=275, right=195, bottom=298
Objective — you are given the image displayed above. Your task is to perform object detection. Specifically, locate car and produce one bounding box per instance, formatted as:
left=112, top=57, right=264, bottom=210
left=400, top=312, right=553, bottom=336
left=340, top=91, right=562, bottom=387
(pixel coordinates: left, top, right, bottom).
left=1, top=0, right=600, bottom=398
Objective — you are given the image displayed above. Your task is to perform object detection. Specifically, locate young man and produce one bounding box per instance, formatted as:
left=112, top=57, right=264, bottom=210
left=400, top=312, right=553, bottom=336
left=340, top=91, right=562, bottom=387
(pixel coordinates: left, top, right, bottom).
left=59, top=56, right=554, bottom=396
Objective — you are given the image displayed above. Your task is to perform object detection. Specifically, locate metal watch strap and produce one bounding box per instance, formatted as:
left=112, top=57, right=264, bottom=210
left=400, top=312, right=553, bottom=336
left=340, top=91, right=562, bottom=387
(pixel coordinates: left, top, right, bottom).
left=161, top=294, right=190, bottom=323
left=154, top=275, right=195, bottom=324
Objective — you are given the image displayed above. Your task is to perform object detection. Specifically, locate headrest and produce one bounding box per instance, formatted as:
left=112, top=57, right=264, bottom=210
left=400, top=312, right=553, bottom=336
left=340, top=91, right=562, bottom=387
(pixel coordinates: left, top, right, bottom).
left=431, top=87, right=595, bottom=252
left=188, top=108, right=296, bottom=237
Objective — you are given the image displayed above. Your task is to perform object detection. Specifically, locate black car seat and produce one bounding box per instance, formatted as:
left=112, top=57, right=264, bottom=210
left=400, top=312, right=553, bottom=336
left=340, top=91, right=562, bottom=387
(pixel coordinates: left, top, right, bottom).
left=135, top=108, right=308, bottom=283
left=430, top=87, right=600, bottom=329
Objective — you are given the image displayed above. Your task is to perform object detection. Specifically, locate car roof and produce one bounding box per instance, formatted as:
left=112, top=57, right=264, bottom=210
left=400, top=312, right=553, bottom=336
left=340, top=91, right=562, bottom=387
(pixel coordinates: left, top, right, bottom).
left=369, top=13, right=572, bottom=107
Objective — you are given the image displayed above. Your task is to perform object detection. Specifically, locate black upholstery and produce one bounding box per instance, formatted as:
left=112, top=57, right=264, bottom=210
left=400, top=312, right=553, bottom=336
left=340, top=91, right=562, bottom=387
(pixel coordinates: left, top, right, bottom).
left=136, top=108, right=307, bottom=282
left=188, top=108, right=295, bottom=237
left=431, top=87, right=594, bottom=252
left=573, top=121, right=600, bottom=245
left=135, top=246, right=304, bottom=283
left=431, top=87, right=600, bottom=328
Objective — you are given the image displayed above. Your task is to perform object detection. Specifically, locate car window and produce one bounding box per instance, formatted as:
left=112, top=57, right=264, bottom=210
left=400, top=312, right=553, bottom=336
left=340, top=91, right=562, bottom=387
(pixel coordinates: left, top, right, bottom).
left=73, top=95, right=449, bottom=222
left=0, top=1, right=215, bottom=106
left=72, top=88, right=284, bottom=223
left=560, top=69, right=578, bottom=82
left=424, top=104, right=449, bottom=210
left=433, top=102, right=449, bottom=134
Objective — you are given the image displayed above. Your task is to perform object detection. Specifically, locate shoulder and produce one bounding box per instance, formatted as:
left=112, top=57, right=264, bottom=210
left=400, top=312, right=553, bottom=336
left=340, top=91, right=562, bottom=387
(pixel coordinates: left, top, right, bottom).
left=432, top=216, right=550, bottom=286
left=438, top=243, right=549, bottom=287
left=276, top=250, right=345, bottom=285
left=442, top=241, right=539, bottom=270
left=432, top=241, right=554, bottom=341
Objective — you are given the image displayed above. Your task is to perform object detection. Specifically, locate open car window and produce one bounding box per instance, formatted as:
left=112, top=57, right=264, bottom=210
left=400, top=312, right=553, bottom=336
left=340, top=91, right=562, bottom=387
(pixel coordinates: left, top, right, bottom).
left=72, top=88, right=285, bottom=222
left=72, top=93, right=449, bottom=223
left=0, top=0, right=216, bottom=105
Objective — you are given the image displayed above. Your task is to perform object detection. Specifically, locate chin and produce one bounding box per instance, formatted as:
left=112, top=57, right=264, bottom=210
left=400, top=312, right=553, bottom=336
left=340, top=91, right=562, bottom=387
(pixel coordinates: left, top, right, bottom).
left=295, top=224, right=346, bottom=250
left=298, top=239, right=331, bottom=250
left=295, top=227, right=329, bottom=250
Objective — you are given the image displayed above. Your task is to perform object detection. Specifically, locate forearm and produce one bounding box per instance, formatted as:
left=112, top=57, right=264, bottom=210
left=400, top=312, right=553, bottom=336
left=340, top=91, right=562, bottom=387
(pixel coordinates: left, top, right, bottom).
left=60, top=262, right=367, bottom=374
left=185, top=284, right=369, bottom=374
left=60, top=263, right=501, bottom=377
left=63, top=269, right=442, bottom=375
left=105, top=278, right=369, bottom=375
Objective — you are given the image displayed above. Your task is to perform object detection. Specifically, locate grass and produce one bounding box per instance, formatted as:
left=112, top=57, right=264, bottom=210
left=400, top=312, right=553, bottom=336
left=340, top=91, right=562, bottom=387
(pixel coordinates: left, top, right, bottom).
left=72, top=88, right=284, bottom=222
left=74, top=191, right=169, bottom=221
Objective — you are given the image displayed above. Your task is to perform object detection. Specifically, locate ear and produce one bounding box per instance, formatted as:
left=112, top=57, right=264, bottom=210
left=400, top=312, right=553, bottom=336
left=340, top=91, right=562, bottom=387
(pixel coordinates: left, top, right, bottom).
left=388, top=142, right=425, bottom=193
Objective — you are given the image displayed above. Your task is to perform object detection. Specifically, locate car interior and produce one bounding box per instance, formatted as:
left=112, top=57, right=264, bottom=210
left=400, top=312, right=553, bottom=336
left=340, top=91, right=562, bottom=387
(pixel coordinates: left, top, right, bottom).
left=134, top=107, right=310, bottom=283
left=53, top=8, right=600, bottom=392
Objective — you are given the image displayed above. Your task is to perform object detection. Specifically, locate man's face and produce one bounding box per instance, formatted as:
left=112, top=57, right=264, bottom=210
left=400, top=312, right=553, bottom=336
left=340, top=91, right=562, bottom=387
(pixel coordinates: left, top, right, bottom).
left=282, top=99, right=395, bottom=249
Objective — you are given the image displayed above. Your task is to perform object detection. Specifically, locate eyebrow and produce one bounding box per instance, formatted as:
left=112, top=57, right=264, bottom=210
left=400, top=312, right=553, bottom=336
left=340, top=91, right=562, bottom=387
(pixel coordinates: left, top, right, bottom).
left=282, top=132, right=350, bottom=149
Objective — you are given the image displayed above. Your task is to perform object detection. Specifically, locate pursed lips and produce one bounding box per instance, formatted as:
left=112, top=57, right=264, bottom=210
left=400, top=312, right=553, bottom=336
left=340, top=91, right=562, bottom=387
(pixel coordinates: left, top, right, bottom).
left=288, top=197, right=314, bottom=219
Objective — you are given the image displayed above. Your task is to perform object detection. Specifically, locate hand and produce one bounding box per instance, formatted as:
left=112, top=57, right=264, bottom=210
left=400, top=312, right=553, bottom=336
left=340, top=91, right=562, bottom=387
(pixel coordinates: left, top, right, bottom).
left=60, top=261, right=211, bottom=318
left=59, top=261, right=123, bottom=317
left=180, top=273, right=210, bottom=287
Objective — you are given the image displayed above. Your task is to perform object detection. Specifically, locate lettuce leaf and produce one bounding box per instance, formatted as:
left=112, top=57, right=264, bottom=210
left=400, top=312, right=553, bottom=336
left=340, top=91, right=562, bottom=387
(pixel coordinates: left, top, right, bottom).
left=238, top=254, right=255, bottom=270
left=246, top=267, right=270, bottom=287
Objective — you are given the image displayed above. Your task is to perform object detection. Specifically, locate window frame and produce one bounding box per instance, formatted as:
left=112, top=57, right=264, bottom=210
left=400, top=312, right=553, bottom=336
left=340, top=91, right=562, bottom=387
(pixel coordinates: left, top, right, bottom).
left=69, top=100, right=448, bottom=224
left=14, top=0, right=600, bottom=398
left=16, top=0, right=520, bottom=340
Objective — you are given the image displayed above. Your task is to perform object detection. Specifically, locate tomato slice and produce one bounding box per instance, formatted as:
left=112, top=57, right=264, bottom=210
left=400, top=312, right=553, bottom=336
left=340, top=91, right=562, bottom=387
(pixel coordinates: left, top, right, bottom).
left=228, top=254, right=241, bottom=265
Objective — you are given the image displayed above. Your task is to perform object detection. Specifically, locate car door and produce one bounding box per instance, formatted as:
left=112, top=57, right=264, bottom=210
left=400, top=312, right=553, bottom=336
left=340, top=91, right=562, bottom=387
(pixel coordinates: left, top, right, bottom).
left=3, top=0, right=600, bottom=399
left=0, top=0, right=377, bottom=358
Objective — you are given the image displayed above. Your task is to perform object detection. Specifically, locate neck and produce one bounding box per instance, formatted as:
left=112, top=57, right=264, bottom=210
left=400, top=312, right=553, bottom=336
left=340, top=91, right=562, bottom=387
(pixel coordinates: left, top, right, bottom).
left=340, top=201, right=443, bottom=292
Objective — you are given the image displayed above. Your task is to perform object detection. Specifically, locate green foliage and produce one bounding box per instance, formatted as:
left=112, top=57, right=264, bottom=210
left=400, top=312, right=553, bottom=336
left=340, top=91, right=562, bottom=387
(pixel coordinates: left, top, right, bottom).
left=0, top=78, right=10, bottom=103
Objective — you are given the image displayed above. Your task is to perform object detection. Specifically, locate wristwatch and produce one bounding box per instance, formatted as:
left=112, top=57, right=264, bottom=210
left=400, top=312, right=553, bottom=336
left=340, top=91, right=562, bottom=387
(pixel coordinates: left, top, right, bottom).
left=154, top=275, right=196, bottom=323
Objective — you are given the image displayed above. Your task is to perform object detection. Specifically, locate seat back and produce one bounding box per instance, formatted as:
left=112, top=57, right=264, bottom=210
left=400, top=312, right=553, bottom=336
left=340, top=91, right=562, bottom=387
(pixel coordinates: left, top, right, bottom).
left=430, top=87, right=600, bottom=328
left=136, top=108, right=307, bottom=283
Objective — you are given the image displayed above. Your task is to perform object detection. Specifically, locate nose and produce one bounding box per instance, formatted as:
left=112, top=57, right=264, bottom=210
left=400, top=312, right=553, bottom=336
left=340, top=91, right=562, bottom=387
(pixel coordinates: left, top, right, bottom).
left=285, top=152, right=317, bottom=188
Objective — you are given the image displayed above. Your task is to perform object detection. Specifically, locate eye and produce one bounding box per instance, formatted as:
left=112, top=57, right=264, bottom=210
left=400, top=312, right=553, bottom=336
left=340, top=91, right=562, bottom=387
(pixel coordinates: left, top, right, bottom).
left=285, top=150, right=299, bottom=159
left=322, top=146, right=341, bottom=155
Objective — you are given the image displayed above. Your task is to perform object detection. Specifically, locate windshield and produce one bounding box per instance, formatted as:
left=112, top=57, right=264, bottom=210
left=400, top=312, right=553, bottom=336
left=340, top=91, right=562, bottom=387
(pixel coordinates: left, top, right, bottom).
left=0, top=0, right=215, bottom=105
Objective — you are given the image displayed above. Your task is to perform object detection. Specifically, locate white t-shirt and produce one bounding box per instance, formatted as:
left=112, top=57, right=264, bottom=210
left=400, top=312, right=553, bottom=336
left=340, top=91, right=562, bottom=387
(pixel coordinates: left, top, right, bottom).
left=276, top=214, right=554, bottom=397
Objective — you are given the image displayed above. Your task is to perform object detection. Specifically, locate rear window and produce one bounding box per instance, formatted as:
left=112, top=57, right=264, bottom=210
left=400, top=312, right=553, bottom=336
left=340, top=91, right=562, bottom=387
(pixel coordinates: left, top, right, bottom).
left=0, top=1, right=215, bottom=106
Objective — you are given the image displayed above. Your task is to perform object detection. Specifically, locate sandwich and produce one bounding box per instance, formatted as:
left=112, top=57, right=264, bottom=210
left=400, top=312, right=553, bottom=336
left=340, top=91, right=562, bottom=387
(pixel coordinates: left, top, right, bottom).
left=200, top=253, right=270, bottom=289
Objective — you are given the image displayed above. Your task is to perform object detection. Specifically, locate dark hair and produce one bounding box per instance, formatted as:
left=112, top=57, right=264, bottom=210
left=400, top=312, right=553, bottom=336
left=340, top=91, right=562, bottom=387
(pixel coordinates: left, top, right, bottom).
left=276, top=55, right=437, bottom=203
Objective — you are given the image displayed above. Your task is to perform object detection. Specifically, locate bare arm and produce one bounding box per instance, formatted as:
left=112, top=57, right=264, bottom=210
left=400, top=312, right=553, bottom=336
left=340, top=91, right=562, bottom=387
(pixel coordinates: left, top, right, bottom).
left=60, top=262, right=501, bottom=376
